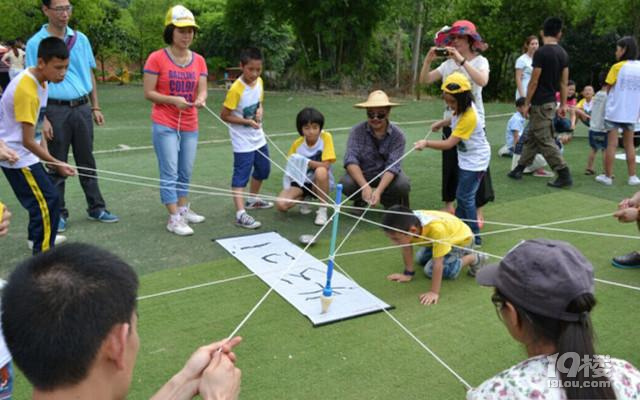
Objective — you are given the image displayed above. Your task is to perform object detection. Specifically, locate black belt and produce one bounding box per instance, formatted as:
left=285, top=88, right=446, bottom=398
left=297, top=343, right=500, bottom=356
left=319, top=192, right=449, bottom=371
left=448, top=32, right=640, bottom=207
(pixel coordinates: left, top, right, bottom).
left=48, top=95, right=89, bottom=107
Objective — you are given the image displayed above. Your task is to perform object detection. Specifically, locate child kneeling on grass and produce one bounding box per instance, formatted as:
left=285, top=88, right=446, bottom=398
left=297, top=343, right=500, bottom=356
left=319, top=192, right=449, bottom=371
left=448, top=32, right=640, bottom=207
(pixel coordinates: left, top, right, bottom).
left=382, top=205, right=487, bottom=306
left=276, top=107, right=336, bottom=226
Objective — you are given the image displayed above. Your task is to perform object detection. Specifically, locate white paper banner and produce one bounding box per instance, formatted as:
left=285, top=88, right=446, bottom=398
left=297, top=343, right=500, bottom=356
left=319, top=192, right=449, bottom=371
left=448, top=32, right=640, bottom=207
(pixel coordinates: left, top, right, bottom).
left=216, top=232, right=392, bottom=326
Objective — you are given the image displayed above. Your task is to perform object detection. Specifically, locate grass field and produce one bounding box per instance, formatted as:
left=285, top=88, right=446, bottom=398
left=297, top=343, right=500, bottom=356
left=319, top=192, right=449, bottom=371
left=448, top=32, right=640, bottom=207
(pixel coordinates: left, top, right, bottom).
left=1, top=84, right=639, bottom=399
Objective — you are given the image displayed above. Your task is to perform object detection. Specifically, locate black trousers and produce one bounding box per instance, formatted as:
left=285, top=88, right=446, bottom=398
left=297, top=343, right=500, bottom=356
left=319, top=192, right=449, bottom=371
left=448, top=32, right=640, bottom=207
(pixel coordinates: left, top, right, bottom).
left=340, top=171, right=411, bottom=208
left=46, top=102, right=106, bottom=218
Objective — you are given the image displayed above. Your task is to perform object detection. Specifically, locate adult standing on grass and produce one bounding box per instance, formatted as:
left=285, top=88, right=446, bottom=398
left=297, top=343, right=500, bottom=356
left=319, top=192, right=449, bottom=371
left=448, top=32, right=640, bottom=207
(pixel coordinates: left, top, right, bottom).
left=2, top=243, right=242, bottom=400
left=26, top=0, right=119, bottom=234
left=470, top=239, right=640, bottom=399
left=340, top=90, right=411, bottom=213
left=419, top=20, right=494, bottom=238
left=144, top=5, right=208, bottom=237
left=507, top=17, right=573, bottom=188
left=515, top=35, right=539, bottom=100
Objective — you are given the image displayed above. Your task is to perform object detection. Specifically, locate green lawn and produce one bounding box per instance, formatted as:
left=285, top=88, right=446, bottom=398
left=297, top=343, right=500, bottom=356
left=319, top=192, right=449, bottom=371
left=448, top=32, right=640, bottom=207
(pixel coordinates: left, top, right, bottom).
left=2, top=85, right=639, bottom=399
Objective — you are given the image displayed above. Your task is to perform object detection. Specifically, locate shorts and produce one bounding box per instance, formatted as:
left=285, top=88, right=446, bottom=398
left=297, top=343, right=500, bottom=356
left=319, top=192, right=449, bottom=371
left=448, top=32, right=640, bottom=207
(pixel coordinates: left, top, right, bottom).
left=231, top=144, right=271, bottom=187
left=588, top=130, right=608, bottom=151
left=605, top=120, right=635, bottom=132
left=417, top=245, right=470, bottom=280
left=291, top=181, right=314, bottom=197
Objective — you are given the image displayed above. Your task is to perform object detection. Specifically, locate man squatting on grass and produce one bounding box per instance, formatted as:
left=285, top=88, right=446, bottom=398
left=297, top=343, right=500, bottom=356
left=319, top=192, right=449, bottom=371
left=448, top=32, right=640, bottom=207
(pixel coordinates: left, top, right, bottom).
left=1, top=243, right=242, bottom=400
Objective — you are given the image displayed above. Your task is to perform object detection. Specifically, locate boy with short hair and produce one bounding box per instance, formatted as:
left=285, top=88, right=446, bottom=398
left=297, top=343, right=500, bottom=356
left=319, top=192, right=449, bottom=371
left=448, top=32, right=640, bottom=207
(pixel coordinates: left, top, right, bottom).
left=0, top=37, right=75, bottom=254
left=382, top=205, right=487, bottom=306
left=276, top=107, right=336, bottom=226
left=586, top=75, right=609, bottom=179
left=221, top=47, right=272, bottom=229
left=575, top=84, right=594, bottom=126
left=499, top=97, right=527, bottom=157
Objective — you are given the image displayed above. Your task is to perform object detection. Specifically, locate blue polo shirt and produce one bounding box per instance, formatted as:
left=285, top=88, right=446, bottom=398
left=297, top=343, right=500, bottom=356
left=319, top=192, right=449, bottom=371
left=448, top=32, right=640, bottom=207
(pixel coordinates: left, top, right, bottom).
left=26, top=24, right=96, bottom=101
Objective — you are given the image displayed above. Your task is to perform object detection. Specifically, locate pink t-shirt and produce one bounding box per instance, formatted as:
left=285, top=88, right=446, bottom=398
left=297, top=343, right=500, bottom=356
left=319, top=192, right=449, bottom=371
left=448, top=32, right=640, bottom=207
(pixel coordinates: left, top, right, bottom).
left=143, top=49, right=208, bottom=132
left=555, top=91, right=577, bottom=106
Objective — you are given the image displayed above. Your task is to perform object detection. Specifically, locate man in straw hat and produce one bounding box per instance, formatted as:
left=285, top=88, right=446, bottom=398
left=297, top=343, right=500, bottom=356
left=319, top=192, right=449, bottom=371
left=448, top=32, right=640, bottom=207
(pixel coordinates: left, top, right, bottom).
left=340, top=90, right=410, bottom=214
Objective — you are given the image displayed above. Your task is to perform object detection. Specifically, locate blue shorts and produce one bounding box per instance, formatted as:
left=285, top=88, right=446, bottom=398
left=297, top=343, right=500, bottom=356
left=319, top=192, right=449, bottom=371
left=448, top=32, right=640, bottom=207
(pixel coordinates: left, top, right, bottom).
left=417, top=245, right=470, bottom=280
left=231, top=144, right=271, bottom=187
left=588, top=130, right=608, bottom=151
left=553, top=116, right=572, bottom=133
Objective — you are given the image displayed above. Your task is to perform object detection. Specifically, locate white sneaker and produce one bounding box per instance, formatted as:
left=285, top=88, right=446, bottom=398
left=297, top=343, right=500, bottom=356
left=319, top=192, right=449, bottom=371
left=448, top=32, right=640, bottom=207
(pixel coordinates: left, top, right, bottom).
left=595, top=174, right=613, bottom=186
left=314, top=207, right=328, bottom=226
left=468, top=251, right=489, bottom=277
left=27, top=235, right=67, bottom=250
left=181, top=204, right=205, bottom=224
left=236, top=212, right=261, bottom=229
left=628, top=176, right=640, bottom=186
left=167, top=217, right=194, bottom=236
left=299, top=202, right=312, bottom=215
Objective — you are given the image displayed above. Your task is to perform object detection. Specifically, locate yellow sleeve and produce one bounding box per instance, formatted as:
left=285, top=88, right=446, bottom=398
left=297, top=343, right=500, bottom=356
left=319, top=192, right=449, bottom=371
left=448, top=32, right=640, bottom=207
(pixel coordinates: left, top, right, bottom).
left=321, top=131, right=336, bottom=162
left=13, top=77, right=39, bottom=126
left=426, top=222, right=452, bottom=258
left=223, top=80, right=244, bottom=110
left=451, top=108, right=477, bottom=141
left=259, top=77, right=264, bottom=103
left=606, top=61, right=626, bottom=86
left=576, top=98, right=585, bottom=109
left=288, top=137, right=302, bottom=156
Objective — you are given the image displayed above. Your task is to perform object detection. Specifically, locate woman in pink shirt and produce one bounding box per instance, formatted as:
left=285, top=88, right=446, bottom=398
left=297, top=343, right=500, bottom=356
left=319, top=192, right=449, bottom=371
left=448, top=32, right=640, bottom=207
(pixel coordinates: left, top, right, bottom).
left=143, top=5, right=208, bottom=236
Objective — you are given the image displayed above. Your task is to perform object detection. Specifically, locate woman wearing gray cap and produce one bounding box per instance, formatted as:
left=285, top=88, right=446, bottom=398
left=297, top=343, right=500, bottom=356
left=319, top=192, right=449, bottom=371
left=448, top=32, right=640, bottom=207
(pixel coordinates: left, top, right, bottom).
left=469, top=239, right=640, bottom=399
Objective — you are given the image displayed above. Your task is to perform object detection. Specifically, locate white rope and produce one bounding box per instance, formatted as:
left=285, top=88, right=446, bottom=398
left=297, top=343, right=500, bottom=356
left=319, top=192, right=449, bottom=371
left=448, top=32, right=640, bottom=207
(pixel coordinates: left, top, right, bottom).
left=332, top=261, right=472, bottom=390
left=202, top=104, right=336, bottom=205
left=138, top=273, right=256, bottom=300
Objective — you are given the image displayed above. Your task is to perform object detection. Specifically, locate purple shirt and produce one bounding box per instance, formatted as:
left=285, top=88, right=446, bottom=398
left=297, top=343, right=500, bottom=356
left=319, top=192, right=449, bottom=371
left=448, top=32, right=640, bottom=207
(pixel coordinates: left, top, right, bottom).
left=343, top=121, right=406, bottom=179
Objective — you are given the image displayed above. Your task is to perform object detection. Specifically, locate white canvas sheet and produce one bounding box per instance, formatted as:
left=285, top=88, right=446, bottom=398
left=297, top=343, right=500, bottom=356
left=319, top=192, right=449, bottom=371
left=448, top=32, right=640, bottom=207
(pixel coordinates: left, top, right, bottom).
left=615, top=153, right=640, bottom=163
left=216, top=232, right=392, bottom=326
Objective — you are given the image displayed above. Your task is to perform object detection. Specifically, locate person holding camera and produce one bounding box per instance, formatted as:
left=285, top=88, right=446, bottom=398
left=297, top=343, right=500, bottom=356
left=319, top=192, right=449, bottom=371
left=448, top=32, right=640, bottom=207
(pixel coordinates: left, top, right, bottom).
left=419, top=20, right=493, bottom=247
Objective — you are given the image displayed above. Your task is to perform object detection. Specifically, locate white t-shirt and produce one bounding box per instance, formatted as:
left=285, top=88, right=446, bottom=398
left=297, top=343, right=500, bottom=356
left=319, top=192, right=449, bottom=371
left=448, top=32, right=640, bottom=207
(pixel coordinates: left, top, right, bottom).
left=222, top=76, right=267, bottom=153
left=0, top=69, right=47, bottom=169
left=515, top=53, right=533, bottom=100
left=605, top=60, right=640, bottom=124
left=467, top=354, right=640, bottom=400
left=437, top=55, right=490, bottom=127
left=589, top=90, right=607, bottom=132
left=451, top=104, right=490, bottom=171
left=504, top=111, right=525, bottom=149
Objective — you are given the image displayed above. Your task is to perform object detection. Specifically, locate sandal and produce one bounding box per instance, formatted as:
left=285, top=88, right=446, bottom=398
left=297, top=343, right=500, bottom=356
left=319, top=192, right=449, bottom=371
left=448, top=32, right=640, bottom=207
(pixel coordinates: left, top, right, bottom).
left=584, top=168, right=595, bottom=175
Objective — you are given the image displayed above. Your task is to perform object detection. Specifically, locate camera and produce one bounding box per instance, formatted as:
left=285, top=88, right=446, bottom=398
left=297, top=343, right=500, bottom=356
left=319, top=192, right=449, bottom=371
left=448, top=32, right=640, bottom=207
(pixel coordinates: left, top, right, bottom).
left=435, top=47, right=449, bottom=57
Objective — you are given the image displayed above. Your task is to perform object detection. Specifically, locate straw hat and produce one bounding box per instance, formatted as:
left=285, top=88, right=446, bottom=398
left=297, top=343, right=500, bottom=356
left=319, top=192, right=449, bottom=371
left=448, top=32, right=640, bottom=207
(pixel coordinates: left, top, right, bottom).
left=354, top=90, right=400, bottom=108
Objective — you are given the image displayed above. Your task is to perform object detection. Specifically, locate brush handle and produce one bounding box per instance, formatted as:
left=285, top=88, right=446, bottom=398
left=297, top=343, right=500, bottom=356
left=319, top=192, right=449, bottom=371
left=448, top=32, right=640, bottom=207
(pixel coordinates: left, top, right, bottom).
left=323, top=184, right=343, bottom=297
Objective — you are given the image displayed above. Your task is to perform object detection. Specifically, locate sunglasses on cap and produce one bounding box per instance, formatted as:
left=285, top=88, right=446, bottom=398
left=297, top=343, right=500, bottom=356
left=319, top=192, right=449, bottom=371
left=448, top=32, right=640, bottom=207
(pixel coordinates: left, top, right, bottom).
left=367, top=111, right=387, bottom=120
left=445, top=83, right=461, bottom=92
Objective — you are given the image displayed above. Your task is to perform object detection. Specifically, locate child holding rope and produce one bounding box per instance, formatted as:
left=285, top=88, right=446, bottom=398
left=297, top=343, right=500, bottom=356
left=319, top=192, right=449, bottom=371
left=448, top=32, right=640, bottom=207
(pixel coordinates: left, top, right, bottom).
left=382, top=205, right=487, bottom=306
left=221, top=47, right=272, bottom=229
left=415, top=72, right=490, bottom=246
left=276, top=107, right=335, bottom=226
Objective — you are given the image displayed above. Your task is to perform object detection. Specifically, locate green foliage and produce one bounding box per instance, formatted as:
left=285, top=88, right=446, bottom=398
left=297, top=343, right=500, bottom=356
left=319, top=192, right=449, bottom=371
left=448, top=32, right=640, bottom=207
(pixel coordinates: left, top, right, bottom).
left=0, top=1, right=41, bottom=41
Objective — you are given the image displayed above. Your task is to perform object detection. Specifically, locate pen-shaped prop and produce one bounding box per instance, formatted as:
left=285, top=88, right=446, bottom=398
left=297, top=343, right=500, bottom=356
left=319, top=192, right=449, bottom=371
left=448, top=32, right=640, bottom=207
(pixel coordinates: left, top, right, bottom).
left=321, top=184, right=343, bottom=314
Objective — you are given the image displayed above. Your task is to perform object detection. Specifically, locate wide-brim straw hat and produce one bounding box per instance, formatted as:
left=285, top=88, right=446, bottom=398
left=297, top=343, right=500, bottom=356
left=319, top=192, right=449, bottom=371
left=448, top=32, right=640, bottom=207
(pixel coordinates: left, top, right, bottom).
left=354, top=90, right=400, bottom=108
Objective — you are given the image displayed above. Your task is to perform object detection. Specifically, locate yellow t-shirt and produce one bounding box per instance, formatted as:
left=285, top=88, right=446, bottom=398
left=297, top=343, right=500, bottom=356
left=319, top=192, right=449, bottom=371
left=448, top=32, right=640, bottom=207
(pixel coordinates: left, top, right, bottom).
left=410, top=210, right=473, bottom=258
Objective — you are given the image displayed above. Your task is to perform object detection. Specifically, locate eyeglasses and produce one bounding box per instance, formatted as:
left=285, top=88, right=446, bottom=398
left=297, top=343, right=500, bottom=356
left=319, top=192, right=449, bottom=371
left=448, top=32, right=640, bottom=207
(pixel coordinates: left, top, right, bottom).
left=491, top=292, right=505, bottom=321
left=367, top=111, right=387, bottom=120
left=48, top=5, right=73, bottom=14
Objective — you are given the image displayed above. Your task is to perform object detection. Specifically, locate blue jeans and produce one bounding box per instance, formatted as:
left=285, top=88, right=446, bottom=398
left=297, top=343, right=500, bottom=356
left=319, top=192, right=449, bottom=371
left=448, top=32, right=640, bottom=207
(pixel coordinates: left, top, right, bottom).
left=455, top=169, right=483, bottom=235
left=416, top=247, right=467, bottom=280
left=152, top=122, right=198, bottom=205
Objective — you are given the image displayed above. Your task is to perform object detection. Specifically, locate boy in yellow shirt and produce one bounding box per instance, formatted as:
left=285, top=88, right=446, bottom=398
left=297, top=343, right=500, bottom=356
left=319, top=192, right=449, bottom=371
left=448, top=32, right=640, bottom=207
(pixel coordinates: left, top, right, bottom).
left=382, top=205, right=487, bottom=305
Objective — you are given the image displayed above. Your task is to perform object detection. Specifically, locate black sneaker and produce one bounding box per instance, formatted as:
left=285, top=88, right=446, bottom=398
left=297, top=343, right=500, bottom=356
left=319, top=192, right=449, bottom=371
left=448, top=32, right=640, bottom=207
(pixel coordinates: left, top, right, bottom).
left=612, top=251, right=640, bottom=269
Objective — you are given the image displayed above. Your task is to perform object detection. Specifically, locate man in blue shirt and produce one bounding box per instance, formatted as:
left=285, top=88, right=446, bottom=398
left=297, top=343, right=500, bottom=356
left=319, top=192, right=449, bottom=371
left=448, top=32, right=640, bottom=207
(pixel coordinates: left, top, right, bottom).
left=26, top=0, right=118, bottom=231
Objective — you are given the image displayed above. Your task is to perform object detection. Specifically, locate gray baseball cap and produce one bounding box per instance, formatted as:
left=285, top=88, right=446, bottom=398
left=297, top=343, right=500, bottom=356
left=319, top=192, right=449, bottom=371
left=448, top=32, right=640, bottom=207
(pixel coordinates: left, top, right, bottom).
left=476, top=239, right=594, bottom=322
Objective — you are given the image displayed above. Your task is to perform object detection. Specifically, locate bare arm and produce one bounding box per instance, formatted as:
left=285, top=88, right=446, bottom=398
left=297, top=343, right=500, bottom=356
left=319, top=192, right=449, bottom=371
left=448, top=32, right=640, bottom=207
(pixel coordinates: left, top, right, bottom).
left=89, top=71, right=105, bottom=125
left=419, top=257, right=443, bottom=305
left=193, top=75, right=208, bottom=108
left=557, top=67, right=569, bottom=117
left=143, top=73, right=192, bottom=110
left=515, top=68, right=525, bottom=97
left=525, top=68, right=541, bottom=107
left=415, top=135, right=461, bottom=151
left=21, top=123, right=74, bottom=176
left=220, top=106, right=260, bottom=129
left=419, top=47, right=443, bottom=84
